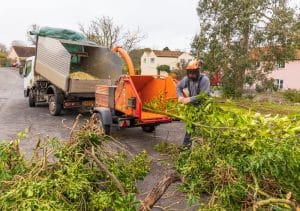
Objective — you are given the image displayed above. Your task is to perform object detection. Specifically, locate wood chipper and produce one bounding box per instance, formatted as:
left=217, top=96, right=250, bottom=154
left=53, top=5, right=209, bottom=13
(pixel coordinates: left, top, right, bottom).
left=93, top=47, right=177, bottom=134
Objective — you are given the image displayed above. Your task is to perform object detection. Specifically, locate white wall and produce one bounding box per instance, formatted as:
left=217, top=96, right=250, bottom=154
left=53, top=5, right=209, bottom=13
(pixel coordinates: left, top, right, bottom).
left=141, top=51, right=157, bottom=75
left=7, top=49, right=18, bottom=62
left=141, top=51, right=194, bottom=75
left=268, top=60, right=300, bottom=90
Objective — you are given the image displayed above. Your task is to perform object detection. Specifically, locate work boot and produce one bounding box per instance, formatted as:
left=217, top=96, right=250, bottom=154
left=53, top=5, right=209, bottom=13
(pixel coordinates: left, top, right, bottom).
left=182, top=132, right=192, bottom=149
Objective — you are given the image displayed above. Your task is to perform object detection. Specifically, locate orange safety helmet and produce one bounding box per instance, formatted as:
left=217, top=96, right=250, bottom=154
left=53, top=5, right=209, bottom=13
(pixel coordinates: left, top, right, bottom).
left=186, top=60, right=202, bottom=71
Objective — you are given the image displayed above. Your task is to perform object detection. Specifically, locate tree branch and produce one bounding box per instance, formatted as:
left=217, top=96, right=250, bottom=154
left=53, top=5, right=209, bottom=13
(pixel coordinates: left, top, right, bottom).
left=253, top=198, right=298, bottom=211
left=138, top=171, right=181, bottom=211
left=85, top=149, right=125, bottom=196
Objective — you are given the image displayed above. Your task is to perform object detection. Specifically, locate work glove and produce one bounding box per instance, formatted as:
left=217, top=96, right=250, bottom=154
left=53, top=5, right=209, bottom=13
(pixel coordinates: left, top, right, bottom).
left=178, top=97, right=191, bottom=104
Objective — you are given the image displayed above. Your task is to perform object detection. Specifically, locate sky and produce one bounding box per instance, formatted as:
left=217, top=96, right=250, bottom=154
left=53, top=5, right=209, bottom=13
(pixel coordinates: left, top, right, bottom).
left=0, top=0, right=200, bottom=51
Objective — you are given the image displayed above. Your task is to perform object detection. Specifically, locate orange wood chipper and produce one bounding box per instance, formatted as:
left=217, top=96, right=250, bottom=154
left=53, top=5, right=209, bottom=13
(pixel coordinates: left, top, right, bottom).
left=93, top=47, right=177, bottom=134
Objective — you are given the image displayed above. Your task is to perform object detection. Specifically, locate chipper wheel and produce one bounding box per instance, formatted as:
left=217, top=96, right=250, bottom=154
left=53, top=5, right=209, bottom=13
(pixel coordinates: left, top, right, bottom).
left=141, top=125, right=156, bottom=133
left=96, top=113, right=111, bottom=135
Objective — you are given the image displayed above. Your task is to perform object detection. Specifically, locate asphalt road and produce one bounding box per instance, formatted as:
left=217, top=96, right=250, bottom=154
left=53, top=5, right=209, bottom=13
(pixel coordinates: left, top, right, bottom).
left=0, top=67, right=185, bottom=145
left=0, top=67, right=197, bottom=210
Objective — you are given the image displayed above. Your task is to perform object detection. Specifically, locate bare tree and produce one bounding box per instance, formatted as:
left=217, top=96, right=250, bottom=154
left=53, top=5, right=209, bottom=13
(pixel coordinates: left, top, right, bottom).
left=27, top=24, right=40, bottom=45
left=79, top=16, right=146, bottom=51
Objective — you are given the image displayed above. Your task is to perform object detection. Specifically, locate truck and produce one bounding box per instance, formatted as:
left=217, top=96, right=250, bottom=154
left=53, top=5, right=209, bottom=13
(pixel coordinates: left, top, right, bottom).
left=23, top=27, right=122, bottom=116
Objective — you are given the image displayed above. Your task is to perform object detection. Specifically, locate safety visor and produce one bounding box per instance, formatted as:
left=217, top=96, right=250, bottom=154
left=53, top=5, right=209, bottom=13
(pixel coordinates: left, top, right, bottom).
left=186, top=70, right=199, bottom=75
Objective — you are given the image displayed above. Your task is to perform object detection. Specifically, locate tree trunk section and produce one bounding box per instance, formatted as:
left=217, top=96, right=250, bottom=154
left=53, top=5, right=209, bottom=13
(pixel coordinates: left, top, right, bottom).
left=139, top=171, right=181, bottom=211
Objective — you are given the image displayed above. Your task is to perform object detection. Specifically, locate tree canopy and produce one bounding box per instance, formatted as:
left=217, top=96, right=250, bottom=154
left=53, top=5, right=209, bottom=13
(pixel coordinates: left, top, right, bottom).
left=192, top=0, right=300, bottom=97
left=157, top=65, right=171, bottom=74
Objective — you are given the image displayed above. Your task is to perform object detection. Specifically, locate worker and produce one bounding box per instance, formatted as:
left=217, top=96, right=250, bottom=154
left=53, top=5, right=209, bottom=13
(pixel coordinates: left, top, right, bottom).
left=176, top=59, right=210, bottom=148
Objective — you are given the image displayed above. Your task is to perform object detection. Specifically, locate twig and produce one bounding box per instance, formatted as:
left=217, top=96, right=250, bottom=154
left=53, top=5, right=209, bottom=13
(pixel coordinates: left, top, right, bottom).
left=163, top=201, right=180, bottom=210
left=253, top=198, right=298, bottom=211
left=85, top=149, right=125, bottom=196
left=31, top=135, right=42, bottom=162
left=61, top=119, right=73, bottom=130
left=43, top=146, right=48, bottom=171
left=153, top=205, right=167, bottom=211
left=107, top=136, right=134, bottom=157
left=251, top=172, right=259, bottom=200
left=69, top=114, right=82, bottom=138
left=248, top=184, right=272, bottom=198
left=143, top=106, right=237, bottom=130
left=162, top=189, right=179, bottom=199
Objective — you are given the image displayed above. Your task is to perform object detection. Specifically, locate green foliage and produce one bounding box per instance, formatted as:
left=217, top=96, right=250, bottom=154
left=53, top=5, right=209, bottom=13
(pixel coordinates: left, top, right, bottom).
left=192, top=0, right=300, bottom=97
left=0, top=143, right=27, bottom=181
left=154, top=142, right=181, bottom=161
left=255, top=78, right=277, bottom=93
left=0, top=119, right=150, bottom=210
left=108, top=151, right=150, bottom=192
left=147, top=94, right=300, bottom=209
left=218, top=98, right=300, bottom=116
left=0, top=52, right=6, bottom=58
left=0, top=129, right=29, bottom=181
left=0, top=58, right=12, bottom=67
left=283, top=89, right=300, bottom=103
left=157, top=65, right=171, bottom=74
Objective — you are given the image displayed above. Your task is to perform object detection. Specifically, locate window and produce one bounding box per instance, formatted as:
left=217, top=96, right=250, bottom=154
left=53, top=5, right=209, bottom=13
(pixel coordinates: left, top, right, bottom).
left=143, top=58, right=146, bottom=63
left=24, top=60, right=32, bottom=77
left=180, top=59, right=185, bottom=64
left=277, top=60, right=285, bottom=68
left=275, top=79, right=284, bottom=89
left=150, top=58, right=155, bottom=63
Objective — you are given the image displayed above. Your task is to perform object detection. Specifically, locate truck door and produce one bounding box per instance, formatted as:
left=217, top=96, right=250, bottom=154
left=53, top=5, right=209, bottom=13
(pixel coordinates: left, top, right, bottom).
left=23, top=57, right=35, bottom=91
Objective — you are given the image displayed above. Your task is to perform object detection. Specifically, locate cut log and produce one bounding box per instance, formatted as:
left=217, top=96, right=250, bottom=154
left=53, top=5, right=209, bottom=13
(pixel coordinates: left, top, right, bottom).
left=139, top=171, right=181, bottom=211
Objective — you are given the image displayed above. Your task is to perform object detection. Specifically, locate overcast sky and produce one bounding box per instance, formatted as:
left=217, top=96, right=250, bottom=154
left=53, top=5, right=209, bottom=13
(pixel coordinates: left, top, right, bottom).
left=0, top=0, right=200, bottom=51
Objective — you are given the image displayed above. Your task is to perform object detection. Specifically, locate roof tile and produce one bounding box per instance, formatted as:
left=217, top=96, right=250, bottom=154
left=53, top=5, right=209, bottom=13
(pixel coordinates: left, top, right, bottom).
left=153, top=50, right=182, bottom=58
left=13, top=46, right=35, bottom=58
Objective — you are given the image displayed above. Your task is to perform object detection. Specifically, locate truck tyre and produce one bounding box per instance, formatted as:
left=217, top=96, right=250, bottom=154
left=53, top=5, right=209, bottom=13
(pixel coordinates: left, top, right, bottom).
left=142, top=125, right=155, bottom=133
left=96, top=113, right=111, bottom=135
left=48, top=95, right=62, bottom=116
left=29, top=90, right=35, bottom=107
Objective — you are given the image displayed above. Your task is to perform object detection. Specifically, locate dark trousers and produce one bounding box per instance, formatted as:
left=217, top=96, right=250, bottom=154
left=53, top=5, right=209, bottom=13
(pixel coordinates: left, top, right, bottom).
left=183, top=125, right=195, bottom=146
left=183, top=132, right=192, bottom=146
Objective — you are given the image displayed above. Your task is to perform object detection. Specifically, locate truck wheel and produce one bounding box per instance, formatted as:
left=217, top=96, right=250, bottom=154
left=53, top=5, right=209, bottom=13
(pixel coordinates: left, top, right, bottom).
left=49, top=95, right=62, bottom=116
left=142, top=125, right=155, bottom=133
left=96, top=113, right=111, bottom=135
left=29, top=90, right=35, bottom=107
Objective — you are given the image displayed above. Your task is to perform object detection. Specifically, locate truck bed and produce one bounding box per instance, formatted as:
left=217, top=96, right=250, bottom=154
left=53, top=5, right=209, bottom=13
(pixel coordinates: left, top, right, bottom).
left=68, top=79, right=111, bottom=94
left=35, top=36, right=122, bottom=93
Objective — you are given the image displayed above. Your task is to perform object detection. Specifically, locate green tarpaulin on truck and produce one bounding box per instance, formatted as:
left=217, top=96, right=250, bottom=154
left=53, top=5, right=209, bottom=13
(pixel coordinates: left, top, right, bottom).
left=30, top=26, right=97, bottom=58
left=30, top=26, right=87, bottom=41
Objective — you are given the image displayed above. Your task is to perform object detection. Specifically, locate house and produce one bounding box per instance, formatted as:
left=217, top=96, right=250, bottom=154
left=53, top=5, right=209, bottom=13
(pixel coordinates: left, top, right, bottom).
left=7, top=46, right=36, bottom=64
left=141, top=48, right=194, bottom=76
left=267, top=50, right=300, bottom=90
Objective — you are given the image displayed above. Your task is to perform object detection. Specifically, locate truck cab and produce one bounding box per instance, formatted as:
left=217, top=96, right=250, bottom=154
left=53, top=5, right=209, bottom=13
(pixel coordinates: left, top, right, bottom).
left=23, top=56, right=35, bottom=98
